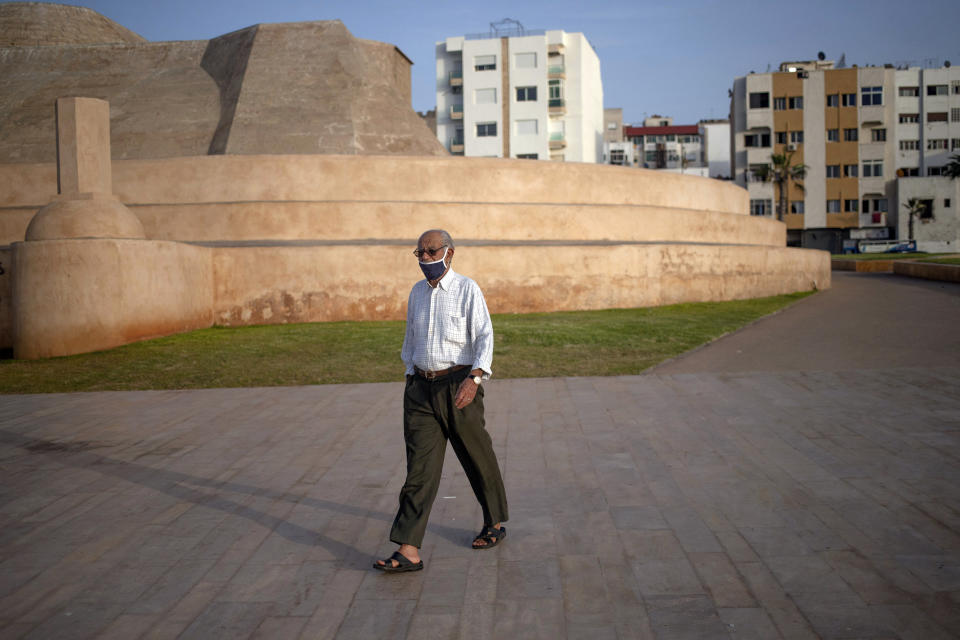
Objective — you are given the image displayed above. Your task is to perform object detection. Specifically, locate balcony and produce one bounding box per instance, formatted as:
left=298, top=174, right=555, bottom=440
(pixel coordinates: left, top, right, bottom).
left=448, top=70, right=462, bottom=87
left=548, top=64, right=565, bottom=79
left=547, top=43, right=565, bottom=55
left=860, top=105, right=884, bottom=124
left=548, top=98, right=566, bottom=115
left=449, top=137, right=464, bottom=154
left=860, top=212, right=887, bottom=227
left=449, top=104, right=463, bottom=120
left=549, top=132, right=566, bottom=149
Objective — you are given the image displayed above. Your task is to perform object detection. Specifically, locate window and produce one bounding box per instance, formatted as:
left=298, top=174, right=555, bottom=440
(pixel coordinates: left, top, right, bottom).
left=826, top=165, right=840, bottom=178
left=516, top=153, right=538, bottom=159
left=744, top=133, right=771, bottom=147
left=750, top=199, right=771, bottom=216
left=773, top=97, right=786, bottom=110
left=954, top=81, right=960, bottom=94
left=790, top=130, right=804, bottom=144
left=775, top=131, right=787, bottom=144
left=826, top=94, right=839, bottom=107
left=474, top=55, right=496, bottom=71
left=827, top=129, right=839, bottom=142
left=827, top=199, right=841, bottom=213
left=475, top=88, right=496, bottom=104
left=927, top=84, right=948, bottom=96
left=789, top=96, right=803, bottom=109
left=863, top=160, right=883, bottom=177
left=927, top=139, right=948, bottom=150
left=514, top=52, right=536, bottom=68
left=928, top=166, right=943, bottom=176
left=516, top=86, right=537, bottom=102
left=666, top=134, right=675, bottom=142
left=451, top=85, right=462, bottom=95
left=749, top=92, right=770, bottom=108
left=900, top=140, right=919, bottom=151
left=899, top=113, right=919, bottom=123
left=645, top=150, right=657, bottom=162
left=842, top=93, right=856, bottom=107
left=952, top=108, right=960, bottom=122
left=548, top=79, right=563, bottom=104
left=607, top=122, right=617, bottom=130
left=790, top=201, right=805, bottom=214
left=515, top=119, right=538, bottom=135
left=901, top=167, right=919, bottom=177
left=609, top=149, right=625, bottom=165
left=899, top=86, right=919, bottom=97
left=862, top=198, right=888, bottom=213
left=844, top=128, right=858, bottom=141
left=946, top=198, right=952, bottom=208
left=476, top=122, right=497, bottom=137
left=844, top=199, right=858, bottom=212
left=748, top=164, right=768, bottom=182
left=844, top=164, right=858, bottom=178
left=861, top=86, right=882, bottom=106
left=928, top=112, right=948, bottom=123
left=871, top=129, right=886, bottom=142
left=952, top=138, right=960, bottom=150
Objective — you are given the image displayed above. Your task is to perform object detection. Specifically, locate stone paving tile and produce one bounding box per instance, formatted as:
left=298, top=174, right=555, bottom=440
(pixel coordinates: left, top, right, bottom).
left=644, top=594, right=730, bottom=640
left=717, top=607, right=783, bottom=640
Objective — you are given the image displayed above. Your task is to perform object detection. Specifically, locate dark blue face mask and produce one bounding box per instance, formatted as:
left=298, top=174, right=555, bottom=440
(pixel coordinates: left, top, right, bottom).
left=419, top=247, right=449, bottom=281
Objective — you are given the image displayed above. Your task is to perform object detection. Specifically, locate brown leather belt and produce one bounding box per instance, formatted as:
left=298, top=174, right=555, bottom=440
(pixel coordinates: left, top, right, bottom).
left=415, top=364, right=468, bottom=380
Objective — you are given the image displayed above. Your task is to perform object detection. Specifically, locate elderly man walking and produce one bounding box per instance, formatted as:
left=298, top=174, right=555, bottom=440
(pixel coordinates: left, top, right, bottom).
left=374, top=229, right=509, bottom=572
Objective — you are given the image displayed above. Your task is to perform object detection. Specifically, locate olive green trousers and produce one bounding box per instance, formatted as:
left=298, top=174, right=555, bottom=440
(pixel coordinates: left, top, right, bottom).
left=389, top=369, right=509, bottom=548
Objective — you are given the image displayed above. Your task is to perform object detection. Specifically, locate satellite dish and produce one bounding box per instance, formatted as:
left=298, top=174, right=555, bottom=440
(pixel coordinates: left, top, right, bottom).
left=946, top=60, right=951, bottom=68
left=817, top=51, right=825, bottom=61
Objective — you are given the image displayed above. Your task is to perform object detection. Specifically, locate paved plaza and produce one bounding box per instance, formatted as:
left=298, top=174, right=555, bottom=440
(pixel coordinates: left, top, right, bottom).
left=1, top=272, right=959, bottom=639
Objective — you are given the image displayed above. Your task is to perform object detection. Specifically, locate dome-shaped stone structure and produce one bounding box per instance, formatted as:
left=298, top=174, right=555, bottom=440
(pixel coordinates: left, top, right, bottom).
left=0, top=2, right=145, bottom=47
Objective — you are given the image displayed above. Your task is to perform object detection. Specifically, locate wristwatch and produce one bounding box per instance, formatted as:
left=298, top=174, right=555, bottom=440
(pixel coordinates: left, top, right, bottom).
left=472, top=374, right=482, bottom=385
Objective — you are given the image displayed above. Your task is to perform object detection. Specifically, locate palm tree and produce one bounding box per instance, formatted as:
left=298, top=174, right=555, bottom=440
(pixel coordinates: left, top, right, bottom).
left=945, top=153, right=960, bottom=179
left=904, top=197, right=928, bottom=241
left=770, top=151, right=807, bottom=222
left=752, top=151, right=807, bottom=221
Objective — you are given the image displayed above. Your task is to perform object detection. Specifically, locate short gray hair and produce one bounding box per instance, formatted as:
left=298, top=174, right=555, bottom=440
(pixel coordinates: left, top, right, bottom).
left=419, top=229, right=454, bottom=249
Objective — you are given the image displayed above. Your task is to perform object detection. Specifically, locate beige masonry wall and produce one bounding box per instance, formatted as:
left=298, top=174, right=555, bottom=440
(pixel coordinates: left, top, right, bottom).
left=12, top=239, right=212, bottom=359
left=1, top=155, right=777, bottom=246
left=212, top=243, right=828, bottom=327
left=1, top=153, right=830, bottom=357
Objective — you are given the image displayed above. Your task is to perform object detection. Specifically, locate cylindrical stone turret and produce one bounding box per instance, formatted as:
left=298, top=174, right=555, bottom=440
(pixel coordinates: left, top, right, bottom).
left=25, top=97, right=145, bottom=241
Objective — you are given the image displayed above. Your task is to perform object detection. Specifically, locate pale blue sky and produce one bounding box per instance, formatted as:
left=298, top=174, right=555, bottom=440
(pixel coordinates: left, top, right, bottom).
left=23, top=0, right=960, bottom=125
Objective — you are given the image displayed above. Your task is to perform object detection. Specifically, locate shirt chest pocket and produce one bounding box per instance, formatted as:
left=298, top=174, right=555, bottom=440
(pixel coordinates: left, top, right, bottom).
left=443, top=315, right=468, bottom=346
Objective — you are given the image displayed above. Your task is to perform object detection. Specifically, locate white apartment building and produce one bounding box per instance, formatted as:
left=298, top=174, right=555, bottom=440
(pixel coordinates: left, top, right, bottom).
left=602, top=108, right=634, bottom=166
left=699, top=119, right=731, bottom=178
left=731, top=60, right=960, bottom=251
left=435, top=24, right=603, bottom=162
left=623, top=115, right=709, bottom=177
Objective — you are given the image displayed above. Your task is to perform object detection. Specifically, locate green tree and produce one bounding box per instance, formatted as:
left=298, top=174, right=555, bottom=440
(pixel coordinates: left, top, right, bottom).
left=753, top=151, right=807, bottom=221
left=945, top=153, right=960, bottom=179
left=903, top=197, right=930, bottom=241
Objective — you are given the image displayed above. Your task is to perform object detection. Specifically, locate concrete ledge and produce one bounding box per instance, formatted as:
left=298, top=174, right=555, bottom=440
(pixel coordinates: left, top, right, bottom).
left=893, top=260, right=960, bottom=283
left=832, top=259, right=893, bottom=272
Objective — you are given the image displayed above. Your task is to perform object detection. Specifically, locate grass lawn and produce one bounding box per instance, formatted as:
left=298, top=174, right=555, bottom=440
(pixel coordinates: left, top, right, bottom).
left=0, top=291, right=815, bottom=394
left=916, top=257, right=960, bottom=265
left=831, top=252, right=931, bottom=261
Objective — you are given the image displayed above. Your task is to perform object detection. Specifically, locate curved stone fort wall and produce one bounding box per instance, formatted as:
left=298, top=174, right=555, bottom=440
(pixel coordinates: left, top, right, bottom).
left=1, top=149, right=829, bottom=358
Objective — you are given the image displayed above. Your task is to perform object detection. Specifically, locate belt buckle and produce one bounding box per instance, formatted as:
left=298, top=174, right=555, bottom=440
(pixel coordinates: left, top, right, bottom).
left=423, top=369, right=438, bottom=380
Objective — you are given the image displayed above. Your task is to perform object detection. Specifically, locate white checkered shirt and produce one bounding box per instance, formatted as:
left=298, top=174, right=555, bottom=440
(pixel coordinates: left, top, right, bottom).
left=401, top=268, right=494, bottom=379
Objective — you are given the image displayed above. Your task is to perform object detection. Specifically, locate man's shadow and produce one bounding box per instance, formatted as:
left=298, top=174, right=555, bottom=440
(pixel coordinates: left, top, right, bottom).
left=0, top=428, right=474, bottom=567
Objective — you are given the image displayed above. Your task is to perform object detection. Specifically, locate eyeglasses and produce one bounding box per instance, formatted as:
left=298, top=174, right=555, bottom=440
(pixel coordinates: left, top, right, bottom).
left=413, top=245, right=447, bottom=259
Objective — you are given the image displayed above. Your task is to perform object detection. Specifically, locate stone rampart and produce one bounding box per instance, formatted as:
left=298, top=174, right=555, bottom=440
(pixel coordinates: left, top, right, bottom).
left=1, top=152, right=830, bottom=356
left=1, top=155, right=776, bottom=246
